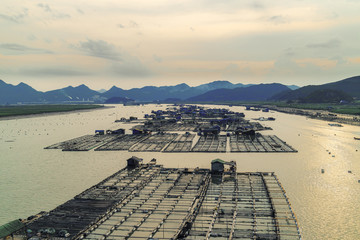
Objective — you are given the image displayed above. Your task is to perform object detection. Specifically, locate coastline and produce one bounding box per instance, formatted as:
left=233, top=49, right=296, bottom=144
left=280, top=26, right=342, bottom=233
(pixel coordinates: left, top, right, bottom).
left=262, top=105, right=360, bottom=126
left=0, top=105, right=113, bottom=121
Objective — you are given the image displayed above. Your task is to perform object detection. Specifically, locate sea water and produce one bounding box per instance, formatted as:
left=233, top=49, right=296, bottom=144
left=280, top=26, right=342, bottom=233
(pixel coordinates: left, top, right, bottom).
left=0, top=104, right=359, bottom=239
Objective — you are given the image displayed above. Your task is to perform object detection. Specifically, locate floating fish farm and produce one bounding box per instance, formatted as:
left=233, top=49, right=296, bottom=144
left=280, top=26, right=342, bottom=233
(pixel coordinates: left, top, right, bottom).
left=45, top=105, right=297, bottom=153
left=9, top=158, right=301, bottom=240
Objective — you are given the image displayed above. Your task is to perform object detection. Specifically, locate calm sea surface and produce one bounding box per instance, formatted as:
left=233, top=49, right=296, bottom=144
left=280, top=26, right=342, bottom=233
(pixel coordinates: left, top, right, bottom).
left=1, top=104, right=359, bottom=239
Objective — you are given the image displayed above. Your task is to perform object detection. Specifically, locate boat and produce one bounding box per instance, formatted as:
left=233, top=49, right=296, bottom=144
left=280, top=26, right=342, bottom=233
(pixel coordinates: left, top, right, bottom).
left=354, top=137, right=360, bottom=140
left=328, top=123, right=343, bottom=127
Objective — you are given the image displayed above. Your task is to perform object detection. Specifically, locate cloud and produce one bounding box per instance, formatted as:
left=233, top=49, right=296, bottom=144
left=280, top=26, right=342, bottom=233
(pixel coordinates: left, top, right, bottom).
left=73, top=39, right=122, bottom=61
left=0, top=43, right=53, bottom=55
left=0, top=9, right=28, bottom=23
left=307, top=39, right=341, bottom=49
left=37, top=3, right=52, bottom=12
left=18, top=67, right=90, bottom=77
left=117, top=21, right=140, bottom=29
left=36, top=3, right=71, bottom=19
left=268, top=15, right=288, bottom=25
left=129, top=20, right=139, bottom=28
left=250, top=1, right=265, bottom=10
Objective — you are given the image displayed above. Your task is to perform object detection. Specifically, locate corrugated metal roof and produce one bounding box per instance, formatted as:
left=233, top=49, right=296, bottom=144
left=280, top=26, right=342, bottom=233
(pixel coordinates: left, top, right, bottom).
left=0, top=219, right=25, bottom=238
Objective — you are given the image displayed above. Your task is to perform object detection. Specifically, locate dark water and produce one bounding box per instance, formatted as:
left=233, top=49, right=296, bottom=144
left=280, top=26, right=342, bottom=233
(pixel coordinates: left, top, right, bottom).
left=1, top=104, right=359, bottom=239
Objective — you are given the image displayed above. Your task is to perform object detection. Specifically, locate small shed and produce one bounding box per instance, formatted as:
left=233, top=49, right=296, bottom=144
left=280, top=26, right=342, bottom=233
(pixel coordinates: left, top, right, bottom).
left=106, top=128, right=125, bottom=135
left=211, top=159, right=226, bottom=172
left=211, top=159, right=237, bottom=173
left=127, top=156, right=143, bottom=168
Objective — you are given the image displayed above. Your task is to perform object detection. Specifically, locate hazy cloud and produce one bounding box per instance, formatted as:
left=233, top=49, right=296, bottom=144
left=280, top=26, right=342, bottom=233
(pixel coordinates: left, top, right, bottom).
left=307, top=39, right=341, bottom=49
left=0, top=43, right=53, bottom=55
left=111, top=59, right=152, bottom=77
left=73, top=39, right=122, bottom=61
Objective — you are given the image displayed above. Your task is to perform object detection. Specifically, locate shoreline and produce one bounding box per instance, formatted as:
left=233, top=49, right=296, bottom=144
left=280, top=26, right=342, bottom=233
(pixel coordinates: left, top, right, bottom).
left=0, top=105, right=113, bottom=121
left=262, top=105, right=360, bottom=126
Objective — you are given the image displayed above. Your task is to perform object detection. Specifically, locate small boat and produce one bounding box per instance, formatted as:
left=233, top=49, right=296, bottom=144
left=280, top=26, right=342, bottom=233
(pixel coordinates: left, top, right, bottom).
left=328, top=123, right=343, bottom=127
left=354, top=137, right=360, bottom=140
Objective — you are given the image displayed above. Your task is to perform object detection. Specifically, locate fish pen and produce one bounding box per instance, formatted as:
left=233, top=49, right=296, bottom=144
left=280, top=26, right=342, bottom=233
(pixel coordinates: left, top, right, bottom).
left=10, top=159, right=301, bottom=240
left=191, top=135, right=227, bottom=152
left=226, top=122, right=271, bottom=132
left=142, top=121, right=199, bottom=132
left=95, top=135, right=149, bottom=151
left=185, top=172, right=301, bottom=239
left=230, top=134, right=297, bottom=153
left=163, top=133, right=195, bottom=152
left=45, top=134, right=119, bottom=151
left=129, top=133, right=178, bottom=152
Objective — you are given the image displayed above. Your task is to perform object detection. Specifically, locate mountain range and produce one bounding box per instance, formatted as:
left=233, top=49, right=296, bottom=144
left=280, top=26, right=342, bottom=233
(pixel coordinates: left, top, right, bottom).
left=1, top=76, right=359, bottom=104
left=0, top=79, right=292, bottom=104
left=188, top=83, right=290, bottom=102
left=271, top=76, right=360, bottom=102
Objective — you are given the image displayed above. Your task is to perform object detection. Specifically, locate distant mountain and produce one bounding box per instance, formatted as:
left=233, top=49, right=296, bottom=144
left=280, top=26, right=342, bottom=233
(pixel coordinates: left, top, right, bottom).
left=1, top=77, right=351, bottom=105
left=104, top=96, right=134, bottom=104
left=96, top=89, right=107, bottom=93
left=272, top=76, right=360, bottom=101
left=300, top=89, right=353, bottom=103
left=187, top=83, right=290, bottom=102
left=0, top=80, right=43, bottom=104
left=287, top=85, right=300, bottom=90
left=43, top=84, right=100, bottom=102
left=100, top=81, right=250, bottom=101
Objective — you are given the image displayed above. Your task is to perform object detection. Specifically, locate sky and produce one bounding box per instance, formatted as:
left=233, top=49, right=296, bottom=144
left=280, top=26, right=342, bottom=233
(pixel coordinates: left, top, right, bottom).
left=0, top=0, right=359, bottom=91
